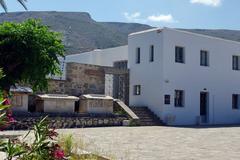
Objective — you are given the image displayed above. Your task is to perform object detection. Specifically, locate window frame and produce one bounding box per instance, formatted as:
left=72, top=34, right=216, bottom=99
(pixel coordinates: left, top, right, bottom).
left=136, top=47, right=141, bottom=64
left=232, top=55, right=240, bottom=70
left=174, top=90, right=184, bottom=107
left=232, top=94, right=239, bottom=109
left=149, top=45, right=154, bottom=62
left=175, top=46, right=185, bottom=63
left=164, top=95, right=171, bottom=105
left=200, top=50, right=209, bottom=67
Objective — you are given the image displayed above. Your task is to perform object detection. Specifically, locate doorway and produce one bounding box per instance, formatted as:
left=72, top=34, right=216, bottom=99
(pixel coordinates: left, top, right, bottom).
left=200, top=92, right=209, bottom=123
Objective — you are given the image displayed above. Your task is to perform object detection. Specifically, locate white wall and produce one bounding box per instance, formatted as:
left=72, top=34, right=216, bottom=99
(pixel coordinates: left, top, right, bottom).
left=162, top=28, right=240, bottom=125
left=129, top=27, right=240, bottom=125
left=65, top=45, right=128, bottom=67
left=129, top=29, right=164, bottom=117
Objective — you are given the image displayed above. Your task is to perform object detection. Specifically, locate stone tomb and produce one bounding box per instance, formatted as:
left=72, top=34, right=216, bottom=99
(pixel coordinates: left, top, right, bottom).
left=36, top=94, right=79, bottom=113
left=79, top=94, right=113, bottom=114
left=11, top=86, right=33, bottom=112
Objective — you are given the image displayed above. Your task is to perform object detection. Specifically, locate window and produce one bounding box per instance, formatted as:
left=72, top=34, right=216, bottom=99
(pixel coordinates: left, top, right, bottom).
left=134, top=85, right=141, bottom=95
left=200, top=50, right=209, bottom=66
left=232, top=94, right=239, bottom=109
left=232, top=56, right=240, bottom=70
left=175, top=46, right=185, bottom=63
left=136, top=47, right=141, bottom=64
left=149, top=45, right=154, bottom=62
left=12, top=95, right=23, bottom=106
left=174, top=90, right=184, bottom=107
left=164, top=95, right=171, bottom=104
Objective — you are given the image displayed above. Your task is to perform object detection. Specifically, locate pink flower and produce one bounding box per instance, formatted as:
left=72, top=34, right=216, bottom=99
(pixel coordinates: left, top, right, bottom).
left=8, top=117, right=15, bottom=123
left=3, top=99, right=11, bottom=105
left=53, top=149, right=65, bottom=159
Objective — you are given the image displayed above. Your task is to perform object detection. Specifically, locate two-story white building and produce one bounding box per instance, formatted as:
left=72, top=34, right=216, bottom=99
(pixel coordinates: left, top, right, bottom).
left=129, top=27, right=240, bottom=125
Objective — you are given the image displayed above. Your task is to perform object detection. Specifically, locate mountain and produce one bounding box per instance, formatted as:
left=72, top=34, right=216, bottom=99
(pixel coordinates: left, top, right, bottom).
left=0, top=11, right=152, bottom=55
left=183, top=29, right=240, bottom=42
left=0, top=11, right=239, bottom=55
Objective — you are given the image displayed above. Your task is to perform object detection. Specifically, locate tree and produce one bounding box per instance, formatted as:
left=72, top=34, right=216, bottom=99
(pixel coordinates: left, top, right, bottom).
left=0, top=0, right=27, bottom=12
left=0, top=19, right=65, bottom=92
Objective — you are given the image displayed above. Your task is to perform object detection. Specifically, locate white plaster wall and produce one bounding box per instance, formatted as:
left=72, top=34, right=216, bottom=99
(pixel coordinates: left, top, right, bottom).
left=162, top=28, right=240, bottom=125
left=128, top=29, right=164, bottom=117
left=65, top=45, right=128, bottom=67
left=129, top=27, right=240, bottom=125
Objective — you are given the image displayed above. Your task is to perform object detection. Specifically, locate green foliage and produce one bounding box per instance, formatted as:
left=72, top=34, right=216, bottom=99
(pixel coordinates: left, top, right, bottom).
left=0, top=19, right=65, bottom=91
left=0, top=116, right=65, bottom=160
left=58, top=134, right=73, bottom=157
left=0, top=139, right=26, bottom=160
left=0, top=68, right=12, bottom=130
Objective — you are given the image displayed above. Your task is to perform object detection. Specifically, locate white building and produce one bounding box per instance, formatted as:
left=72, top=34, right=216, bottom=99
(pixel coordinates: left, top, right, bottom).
left=129, top=27, right=240, bottom=125
left=53, top=45, right=128, bottom=80
left=66, top=45, right=128, bottom=67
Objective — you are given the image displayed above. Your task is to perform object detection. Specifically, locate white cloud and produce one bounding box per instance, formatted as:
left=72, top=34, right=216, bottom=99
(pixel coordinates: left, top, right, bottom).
left=123, top=12, right=141, bottom=22
left=190, top=0, right=221, bottom=7
left=147, top=14, right=177, bottom=23
left=123, top=12, right=178, bottom=24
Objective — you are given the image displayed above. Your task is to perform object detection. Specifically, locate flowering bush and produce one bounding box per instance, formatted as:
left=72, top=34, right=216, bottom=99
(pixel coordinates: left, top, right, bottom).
left=0, top=69, right=65, bottom=160
left=0, top=116, right=66, bottom=160
left=0, top=69, right=15, bottom=131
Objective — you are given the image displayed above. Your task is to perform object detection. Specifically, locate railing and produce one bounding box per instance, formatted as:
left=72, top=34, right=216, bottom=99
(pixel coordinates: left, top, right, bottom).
left=113, top=99, right=139, bottom=121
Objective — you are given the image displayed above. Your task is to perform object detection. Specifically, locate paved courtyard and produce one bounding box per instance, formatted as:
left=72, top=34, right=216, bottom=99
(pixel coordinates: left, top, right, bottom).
left=1, top=126, right=240, bottom=160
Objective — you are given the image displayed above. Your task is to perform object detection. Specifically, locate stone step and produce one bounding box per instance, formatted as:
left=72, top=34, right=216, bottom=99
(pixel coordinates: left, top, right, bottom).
left=130, top=108, right=148, bottom=111
left=130, top=106, right=163, bottom=126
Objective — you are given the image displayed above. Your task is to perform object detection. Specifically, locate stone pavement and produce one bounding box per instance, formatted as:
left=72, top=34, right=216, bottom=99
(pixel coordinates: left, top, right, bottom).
left=1, top=126, right=240, bottom=160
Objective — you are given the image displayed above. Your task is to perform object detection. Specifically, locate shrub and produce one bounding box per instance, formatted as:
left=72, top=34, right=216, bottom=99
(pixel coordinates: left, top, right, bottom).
left=0, top=117, right=65, bottom=160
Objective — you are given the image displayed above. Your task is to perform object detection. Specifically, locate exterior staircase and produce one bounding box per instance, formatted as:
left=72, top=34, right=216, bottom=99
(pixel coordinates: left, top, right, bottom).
left=130, top=107, right=163, bottom=126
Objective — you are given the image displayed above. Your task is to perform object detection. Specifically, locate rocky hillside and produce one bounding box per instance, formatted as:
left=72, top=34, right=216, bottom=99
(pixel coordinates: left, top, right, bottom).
left=0, top=11, right=151, bottom=55
left=183, top=29, right=240, bottom=42
left=0, top=11, right=239, bottom=55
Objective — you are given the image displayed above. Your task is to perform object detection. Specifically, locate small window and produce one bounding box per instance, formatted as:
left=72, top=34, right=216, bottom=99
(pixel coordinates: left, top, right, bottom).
left=232, top=94, right=239, bottom=109
left=134, top=85, right=141, bottom=95
left=136, top=48, right=141, bottom=64
left=233, top=56, right=240, bottom=70
left=149, top=45, right=154, bottom=62
left=175, top=46, right=185, bottom=63
left=200, top=50, right=209, bottom=66
left=164, top=95, right=171, bottom=104
left=174, top=90, right=184, bottom=107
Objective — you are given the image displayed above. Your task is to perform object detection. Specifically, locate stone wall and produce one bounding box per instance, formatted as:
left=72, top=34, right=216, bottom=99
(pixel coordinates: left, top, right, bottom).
left=48, top=63, right=105, bottom=96
left=48, top=80, right=66, bottom=94
left=7, top=116, right=128, bottom=130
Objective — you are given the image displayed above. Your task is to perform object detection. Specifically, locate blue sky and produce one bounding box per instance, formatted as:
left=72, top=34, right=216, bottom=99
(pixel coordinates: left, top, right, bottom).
left=4, top=0, right=240, bottom=29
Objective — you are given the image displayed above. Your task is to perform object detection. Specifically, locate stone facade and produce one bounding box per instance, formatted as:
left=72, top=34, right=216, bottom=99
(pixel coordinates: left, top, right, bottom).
left=11, top=94, right=29, bottom=112
left=7, top=116, right=128, bottom=130
left=48, top=63, right=105, bottom=96
left=79, top=95, right=113, bottom=114
left=36, top=95, right=79, bottom=113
